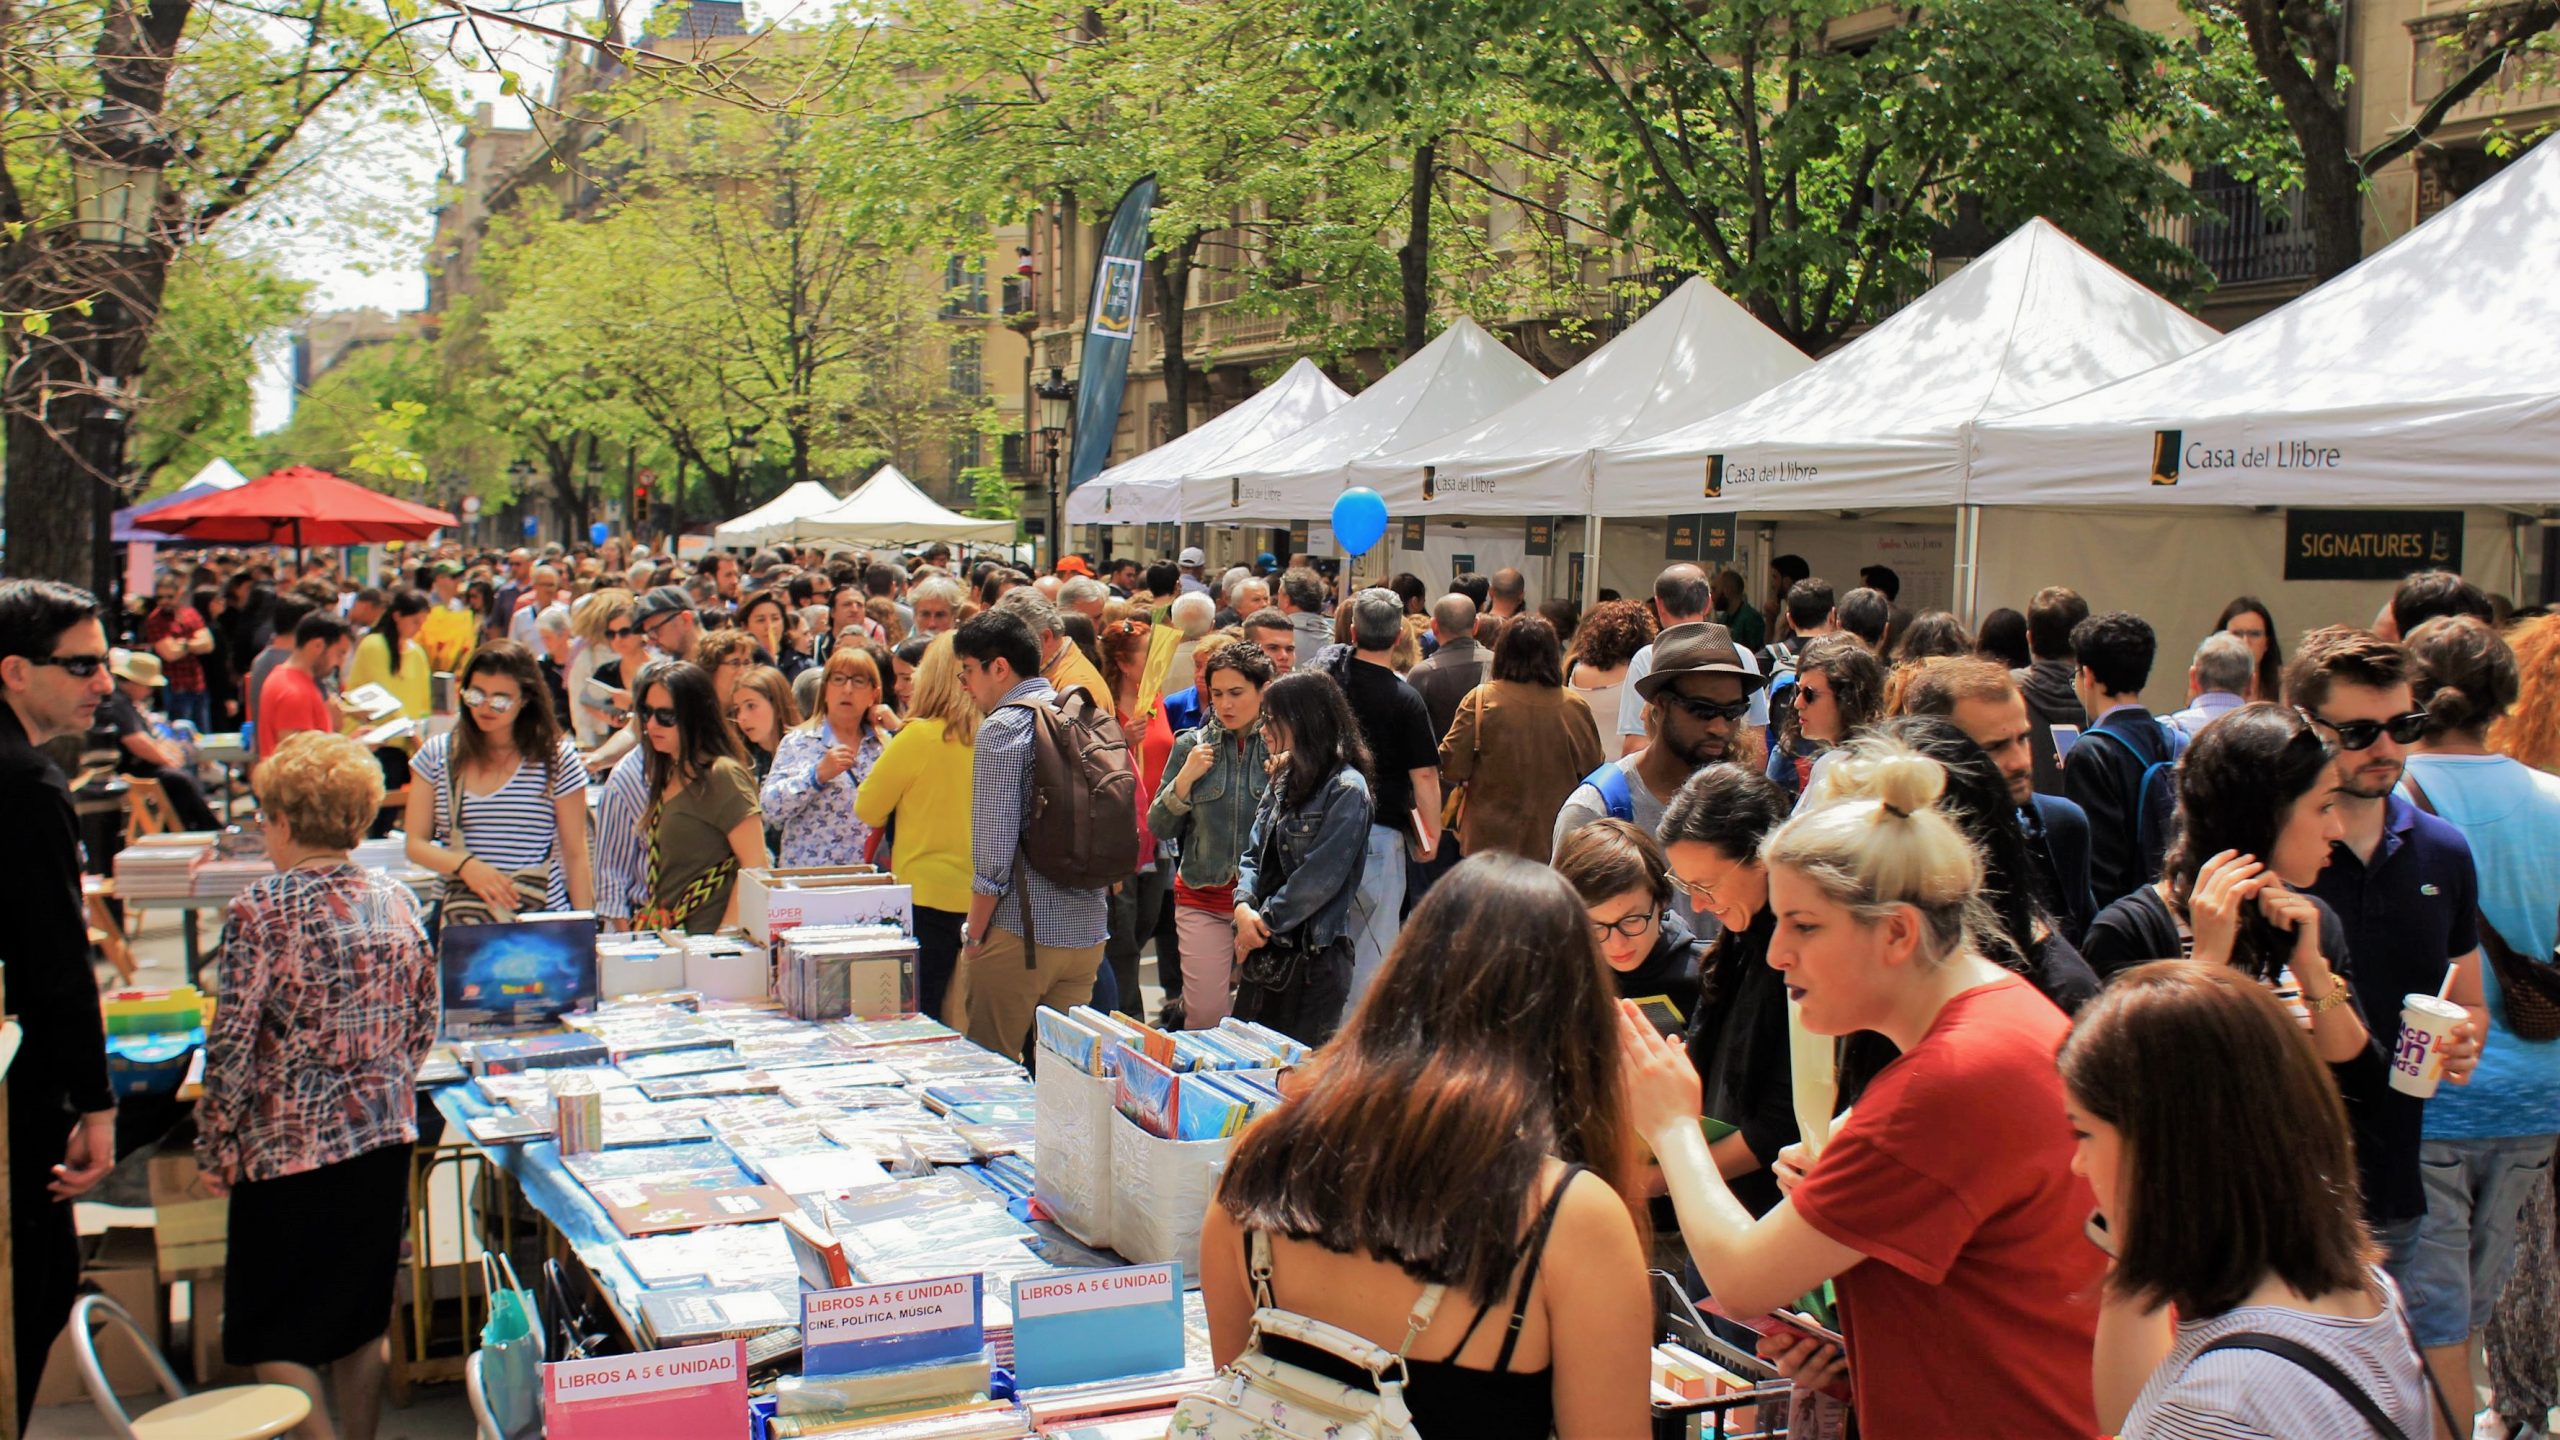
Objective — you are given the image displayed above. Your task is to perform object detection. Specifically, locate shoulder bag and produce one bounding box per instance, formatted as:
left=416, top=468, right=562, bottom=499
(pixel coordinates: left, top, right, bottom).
left=438, top=745, right=555, bottom=927
left=2193, top=1325, right=2460, bottom=1440
left=1164, top=1228, right=1442, bottom=1440
left=2402, top=775, right=2560, bottom=1041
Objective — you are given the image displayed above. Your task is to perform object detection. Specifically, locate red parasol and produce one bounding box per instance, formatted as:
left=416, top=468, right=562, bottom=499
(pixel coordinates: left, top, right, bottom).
left=135, top=466, right=459, bottom=551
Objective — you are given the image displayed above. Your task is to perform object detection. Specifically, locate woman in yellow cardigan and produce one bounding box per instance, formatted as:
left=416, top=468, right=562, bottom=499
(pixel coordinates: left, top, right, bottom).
left=347, top=588, right=434, bottom=803
left=855, top=634, right=979, bottom=1025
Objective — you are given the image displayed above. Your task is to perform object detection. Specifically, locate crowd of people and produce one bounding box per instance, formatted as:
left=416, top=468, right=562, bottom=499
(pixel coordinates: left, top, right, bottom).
left=7, top=528, right=2560, bottom=1437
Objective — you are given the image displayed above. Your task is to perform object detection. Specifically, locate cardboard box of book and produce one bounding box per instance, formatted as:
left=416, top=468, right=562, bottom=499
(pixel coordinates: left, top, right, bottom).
left=32, top=1228, right=162, bottom=1408
left=736, top=866, right=913, bottom=946
left=148, top=1147, right=225, bottom=1279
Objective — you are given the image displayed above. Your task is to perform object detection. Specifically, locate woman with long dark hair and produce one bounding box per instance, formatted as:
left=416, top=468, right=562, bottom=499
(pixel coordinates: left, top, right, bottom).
left=1769, top=634, right=1885, bottom=806
left=2067, top=962, right=2434, bottom=1437
left=637, top=661, right=767, bottom=932
left=2081, top=704, right=2372, bottom=1065
left=1439, top=615, right=1605, bottom=862
left=1975, top=606, right=2032, bottom=671
left=739, top=588, right=813, bottom=680
left=1230, top=671, right=1374, bottom=1044
left=404, top=638, right=592, bottom=918
left=2215, top=596, right=2284, bottom=702
left=194, top=585, right=241, bottom=724
left=1202, top=854, right=1652, bottom=1438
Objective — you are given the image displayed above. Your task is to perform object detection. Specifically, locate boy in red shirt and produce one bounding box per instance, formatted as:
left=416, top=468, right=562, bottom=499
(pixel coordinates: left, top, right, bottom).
left=256, top=613, right=353, bottom=759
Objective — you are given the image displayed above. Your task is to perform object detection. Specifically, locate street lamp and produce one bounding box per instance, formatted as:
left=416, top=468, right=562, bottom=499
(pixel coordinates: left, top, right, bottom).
left=1033, top=365, right=1075, bottom=570
left=65, top=103, right=165, bottom=605
left=69, top=104, right=165, bottom=251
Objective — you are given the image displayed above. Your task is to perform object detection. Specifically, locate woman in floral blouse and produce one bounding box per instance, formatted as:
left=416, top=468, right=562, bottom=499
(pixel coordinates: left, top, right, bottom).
left=763, top=645, right=900, bottom=867
left=201, top=730, right=437, bottom=1439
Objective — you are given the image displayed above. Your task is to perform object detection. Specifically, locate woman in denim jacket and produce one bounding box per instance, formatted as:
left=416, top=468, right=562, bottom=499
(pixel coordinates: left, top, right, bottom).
left=1233, top=670, right=1375, bottom=1046
left=1149, top=641, right=1276, bottom=1031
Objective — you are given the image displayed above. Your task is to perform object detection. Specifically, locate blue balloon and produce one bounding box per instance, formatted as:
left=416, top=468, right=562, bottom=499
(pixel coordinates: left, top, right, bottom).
left=1331, top=486, right=1389, bottom=556
left=589, top=521, right=611, bottom=545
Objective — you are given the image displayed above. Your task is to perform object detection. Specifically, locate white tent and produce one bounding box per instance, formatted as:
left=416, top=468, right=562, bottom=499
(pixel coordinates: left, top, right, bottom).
left=187, top=457, right=251, bottom=492
left=1971, top=139, right=2560, bottom=507
left=785, top=465, right=1017, bottom=547
left=1594, top=218, right=2219, bottom=514
left=1347, top=277, right=1810, bottom=515
left=715, top=480, right=842, bottom=548
left=1188, top=317, right=1548, bottom=524
left=1065, top=359, right=1352, bottom=526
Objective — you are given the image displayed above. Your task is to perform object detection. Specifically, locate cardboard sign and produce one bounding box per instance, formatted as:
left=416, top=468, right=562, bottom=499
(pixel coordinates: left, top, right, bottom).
left=1010, top=1264, right=1184, bottom=1389
left=544, top=1339, right=746, bottom=1440
left=803, top=1274, right=984, bottom=1377
left=1288, top=519, right=1311, bottom=556
left=1185, top=522, right=1206, bottom=551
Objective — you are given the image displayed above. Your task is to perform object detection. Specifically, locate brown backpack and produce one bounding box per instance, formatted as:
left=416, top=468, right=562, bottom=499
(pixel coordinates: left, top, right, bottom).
left=1011, top=687, right=1140, bottom=903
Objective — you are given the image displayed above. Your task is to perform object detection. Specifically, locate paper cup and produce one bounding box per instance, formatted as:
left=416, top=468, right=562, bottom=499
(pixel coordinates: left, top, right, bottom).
left=2391, top=994, right=2467, bottom=1098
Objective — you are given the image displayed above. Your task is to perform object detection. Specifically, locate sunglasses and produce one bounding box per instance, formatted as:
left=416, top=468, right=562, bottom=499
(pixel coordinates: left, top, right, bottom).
left=641, top=705, right=681, bottom=727
left=606, top=625, right=635, bottom=640
left=2299, top=707, right=2429, bottom=752
left=25, top=653, right=109, bottom=678
left=1589, top=909, right=1660, bottom=941
left=463, top=686, right=519, bottom=714
left=1794, top=685, right=1831, bottom=706
left=1664, top=692, right=1752, bottom=725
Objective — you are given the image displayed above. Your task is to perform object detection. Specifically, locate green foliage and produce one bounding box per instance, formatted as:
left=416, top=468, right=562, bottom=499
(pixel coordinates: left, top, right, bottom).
left=130, top=246, right=310, bottom=494
left=963, top=463, right=1018, bottom=521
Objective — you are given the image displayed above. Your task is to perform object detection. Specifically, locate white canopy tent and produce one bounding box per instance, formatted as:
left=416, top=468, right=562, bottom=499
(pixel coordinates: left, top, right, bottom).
left=1970, top=137, right=2560, bottom=506
left=715, top=480, right=842, bottom=548
left=1594, top=218, right=2219, bottom=516
left=1066, top=359, right=1352, bottom=527
left=1347, top=277, right=1810, bottom=516
left=186, top=457, right=251, bottom=492
left=1187, top=316, right=1547, bottom=525
left=783, top=465, right=1017, bottom=547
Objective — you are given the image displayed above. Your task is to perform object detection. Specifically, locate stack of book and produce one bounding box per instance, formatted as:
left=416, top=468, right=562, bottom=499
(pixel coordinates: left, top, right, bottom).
left=776, top=924, right=917, bottom=1021
left=112, top=832, right=215, bottom=899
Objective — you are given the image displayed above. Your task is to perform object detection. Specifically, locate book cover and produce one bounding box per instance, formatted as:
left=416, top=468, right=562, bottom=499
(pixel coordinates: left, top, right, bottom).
left=639, top=1285, right=797, bottom=1346
left=779, top=1208, right=853, bottom=1290
left=1109, top=1046, right=1178, bottom=1140
left=440, top=916, right=600, bottom=1035
left=591, top=1179, right=798, bottom=1237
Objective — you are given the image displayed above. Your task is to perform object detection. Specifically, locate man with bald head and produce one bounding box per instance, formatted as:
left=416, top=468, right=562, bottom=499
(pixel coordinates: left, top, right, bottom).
left=1405, top=593, right=1488, bottom=748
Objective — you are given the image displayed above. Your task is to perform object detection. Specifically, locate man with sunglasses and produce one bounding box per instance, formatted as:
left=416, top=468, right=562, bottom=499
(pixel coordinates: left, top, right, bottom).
left=2293, top=627, right=2490, bottom=1303
left=1557, top=623, right=1763, bottom=931
left=633, top=586, right=700, bottom=664
left=0, top=580, right=120, bottom=1429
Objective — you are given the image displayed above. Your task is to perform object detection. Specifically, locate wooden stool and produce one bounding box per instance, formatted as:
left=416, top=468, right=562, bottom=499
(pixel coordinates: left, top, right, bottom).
left=69, top=1295, right=312, bottom=1440
left=123, top=777, right=174, bottom=846
left=84, top=874, right=136, bottom=982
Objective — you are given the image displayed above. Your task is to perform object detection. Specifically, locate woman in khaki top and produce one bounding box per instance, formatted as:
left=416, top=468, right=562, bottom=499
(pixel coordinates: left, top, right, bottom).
left=1439, top=615, right=1606, bottom=863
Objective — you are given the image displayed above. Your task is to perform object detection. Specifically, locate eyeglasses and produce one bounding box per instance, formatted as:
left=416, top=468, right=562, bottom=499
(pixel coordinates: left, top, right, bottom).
left=827, top=673, right=877, bottom=689
left=463, top=686, right=519, bottom=714
left=1664, top=692, right=1752, bottom=725
left=1665, top=864, right=1739, bottom=907
left=24, top=653, right=109, bottom=678
left=641, top=706, right=681, bottom=727
left=1589, top=910, right=1661, bottom=941
left=1794, top=684, right=1831, bottom=707
left=2299, top=707, right=2429, bottom=752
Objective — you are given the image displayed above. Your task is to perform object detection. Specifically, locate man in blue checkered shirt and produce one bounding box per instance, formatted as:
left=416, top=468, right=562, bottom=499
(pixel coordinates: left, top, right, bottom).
left=951, top=609, right=1107, bottom=1060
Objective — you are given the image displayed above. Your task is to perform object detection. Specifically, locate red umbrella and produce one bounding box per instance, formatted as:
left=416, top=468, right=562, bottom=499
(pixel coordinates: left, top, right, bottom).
left=136, top=466, right=459, bottom=552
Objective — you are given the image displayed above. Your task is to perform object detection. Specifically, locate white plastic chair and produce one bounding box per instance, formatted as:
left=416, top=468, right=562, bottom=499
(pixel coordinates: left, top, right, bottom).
left=465, top=1350, right=506, bottom=1440
left=69, top=1294, right=310, bottom=1440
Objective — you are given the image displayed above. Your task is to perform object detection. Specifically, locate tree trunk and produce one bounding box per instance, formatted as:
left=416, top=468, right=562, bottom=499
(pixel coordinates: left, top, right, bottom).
left=2233, top=0, right=2362, bottom=278
left=1147, top=236, right=1200, bottom=441
left=1401, top=138, right=1436, bottom=358
left=2, top=248, right=166, bottom=594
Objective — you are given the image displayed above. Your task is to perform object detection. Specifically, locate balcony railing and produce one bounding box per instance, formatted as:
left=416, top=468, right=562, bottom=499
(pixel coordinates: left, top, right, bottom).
left=2157, top=175, right=2320, bottom=288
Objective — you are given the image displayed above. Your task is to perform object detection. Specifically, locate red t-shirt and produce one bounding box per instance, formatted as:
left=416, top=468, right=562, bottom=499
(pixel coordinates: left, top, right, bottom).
left=256, top=665, right=335, bottom=758
left=1123, top=703, right=1177, bottom=856
left=1789, top=973, right=2103, bottom=1437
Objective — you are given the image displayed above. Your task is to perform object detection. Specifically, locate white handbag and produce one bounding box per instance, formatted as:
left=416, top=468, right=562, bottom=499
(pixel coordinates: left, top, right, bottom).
left=1165, top=1229, right=1444, bottom=1440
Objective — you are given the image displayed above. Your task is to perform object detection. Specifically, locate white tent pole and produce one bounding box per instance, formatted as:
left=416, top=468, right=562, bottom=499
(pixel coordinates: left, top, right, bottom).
left=1953, top=504, right=1984, bottom=627
left=1580, top=513, right=1604, bottom=608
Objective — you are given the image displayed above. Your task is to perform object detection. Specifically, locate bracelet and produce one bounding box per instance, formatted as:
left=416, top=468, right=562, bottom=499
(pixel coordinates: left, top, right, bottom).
left=2309, top=976, right=2352, bottom=1015
left=452, top=852, right=475, bottom=878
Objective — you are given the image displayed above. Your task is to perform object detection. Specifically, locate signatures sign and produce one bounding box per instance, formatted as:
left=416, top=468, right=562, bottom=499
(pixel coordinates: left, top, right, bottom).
left=2284, top=509, right=2463, bottom=582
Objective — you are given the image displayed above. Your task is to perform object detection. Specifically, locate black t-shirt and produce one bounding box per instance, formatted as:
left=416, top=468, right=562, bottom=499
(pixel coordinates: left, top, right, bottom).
left=1614, top=910, right=1707, bottom=1024
left=1338, top=659, right=1435, bottom=831
left=91, top=692, right=152, bottom=775
left=1683, top=909, right=1794, bottom=1218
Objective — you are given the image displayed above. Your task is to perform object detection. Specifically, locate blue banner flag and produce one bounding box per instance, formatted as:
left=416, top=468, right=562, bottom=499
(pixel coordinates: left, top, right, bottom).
left=1068, top=176, right=1157, bottom=491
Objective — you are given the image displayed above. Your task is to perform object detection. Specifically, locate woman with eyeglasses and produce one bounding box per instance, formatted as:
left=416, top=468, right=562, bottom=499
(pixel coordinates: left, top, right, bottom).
left=1553, top=818, right=1705, bottom=1024
left=761, top=646, right=899, bottom=868
left=573, top=589, right=642, bottom=747
left=1767, top=636, right=1885, bottom=808
left=2081, top=705, right=2373, bottom=1067
left=738, top=589, right=813, bottom=681
left=405, top=639, right=594, bottom=919
left=2215, top=596, right=2284, bottom=702
left=636, top=661, right=767, bottom=932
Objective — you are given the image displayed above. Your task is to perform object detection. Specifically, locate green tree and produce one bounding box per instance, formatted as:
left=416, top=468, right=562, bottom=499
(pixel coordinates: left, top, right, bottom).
left=126, top=243, right=307, bottom=492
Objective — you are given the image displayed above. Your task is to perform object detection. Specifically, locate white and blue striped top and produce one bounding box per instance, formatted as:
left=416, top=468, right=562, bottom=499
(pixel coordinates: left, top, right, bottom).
left=2120, top=1268, right=2431, bottom=1440
left=415, top=732, right=588, bottom=911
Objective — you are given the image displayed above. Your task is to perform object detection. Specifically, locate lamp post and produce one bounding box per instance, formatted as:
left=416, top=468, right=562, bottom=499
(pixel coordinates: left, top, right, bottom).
left=505, top=459, right=535, bottom=548
left=1033, top=365, right=1076, bottom=572
left=60, top=103, right=169, bottom=605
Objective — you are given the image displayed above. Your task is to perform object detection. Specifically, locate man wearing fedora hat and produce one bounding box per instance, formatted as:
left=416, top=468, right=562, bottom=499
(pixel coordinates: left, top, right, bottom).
left=97, top=650, right=221, bottom=830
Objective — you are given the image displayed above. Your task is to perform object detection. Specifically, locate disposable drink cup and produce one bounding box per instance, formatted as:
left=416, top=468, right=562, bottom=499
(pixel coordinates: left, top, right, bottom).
left=2391, top=994, right=2467, bottom=1098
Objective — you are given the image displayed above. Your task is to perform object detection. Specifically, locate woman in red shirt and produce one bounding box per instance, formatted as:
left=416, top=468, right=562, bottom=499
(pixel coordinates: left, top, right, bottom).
left=1619, top=736, right=2105, bottom=1436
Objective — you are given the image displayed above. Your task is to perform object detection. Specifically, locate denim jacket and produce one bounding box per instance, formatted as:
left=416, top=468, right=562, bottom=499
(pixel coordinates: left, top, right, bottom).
left=1236, top=764, right=1373, bottom=948
left=1148, top=720, right=1271, bottom=890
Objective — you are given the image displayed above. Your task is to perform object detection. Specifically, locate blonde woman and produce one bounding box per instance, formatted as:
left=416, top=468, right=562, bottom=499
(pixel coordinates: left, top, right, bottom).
left=569, top=588, right=639, bottom=746
left=857, top=633, right=978, bottom=1021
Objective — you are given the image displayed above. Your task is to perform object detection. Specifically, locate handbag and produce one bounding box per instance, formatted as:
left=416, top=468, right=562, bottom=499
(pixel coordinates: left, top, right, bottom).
left=1163, top=1228, right=1442, bottom=1440
left=477, top=1252, right=542, bottom=1440
left=2401, top=776, right=2560, bottom=1041
left=1437, top=688, right=1486, bottom=842
left=437, top=746, right=555, bottom=927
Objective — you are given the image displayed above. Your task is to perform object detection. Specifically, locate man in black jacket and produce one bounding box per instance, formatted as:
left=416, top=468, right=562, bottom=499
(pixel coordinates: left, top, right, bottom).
left=2013, top=585, right=2089, bottom=796
left=2062, top=610, right=2173, bottom=908
left=0, top=580, right=118, bottom=1428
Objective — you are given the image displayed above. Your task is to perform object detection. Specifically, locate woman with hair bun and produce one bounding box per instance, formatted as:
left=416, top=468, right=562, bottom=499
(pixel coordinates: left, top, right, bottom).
left=1618, top=737, right=2103, bottom=1437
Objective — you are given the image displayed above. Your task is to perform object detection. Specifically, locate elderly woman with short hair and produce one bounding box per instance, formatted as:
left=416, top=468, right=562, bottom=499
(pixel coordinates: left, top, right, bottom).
left=201, top=731, right=437, bottom=1440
